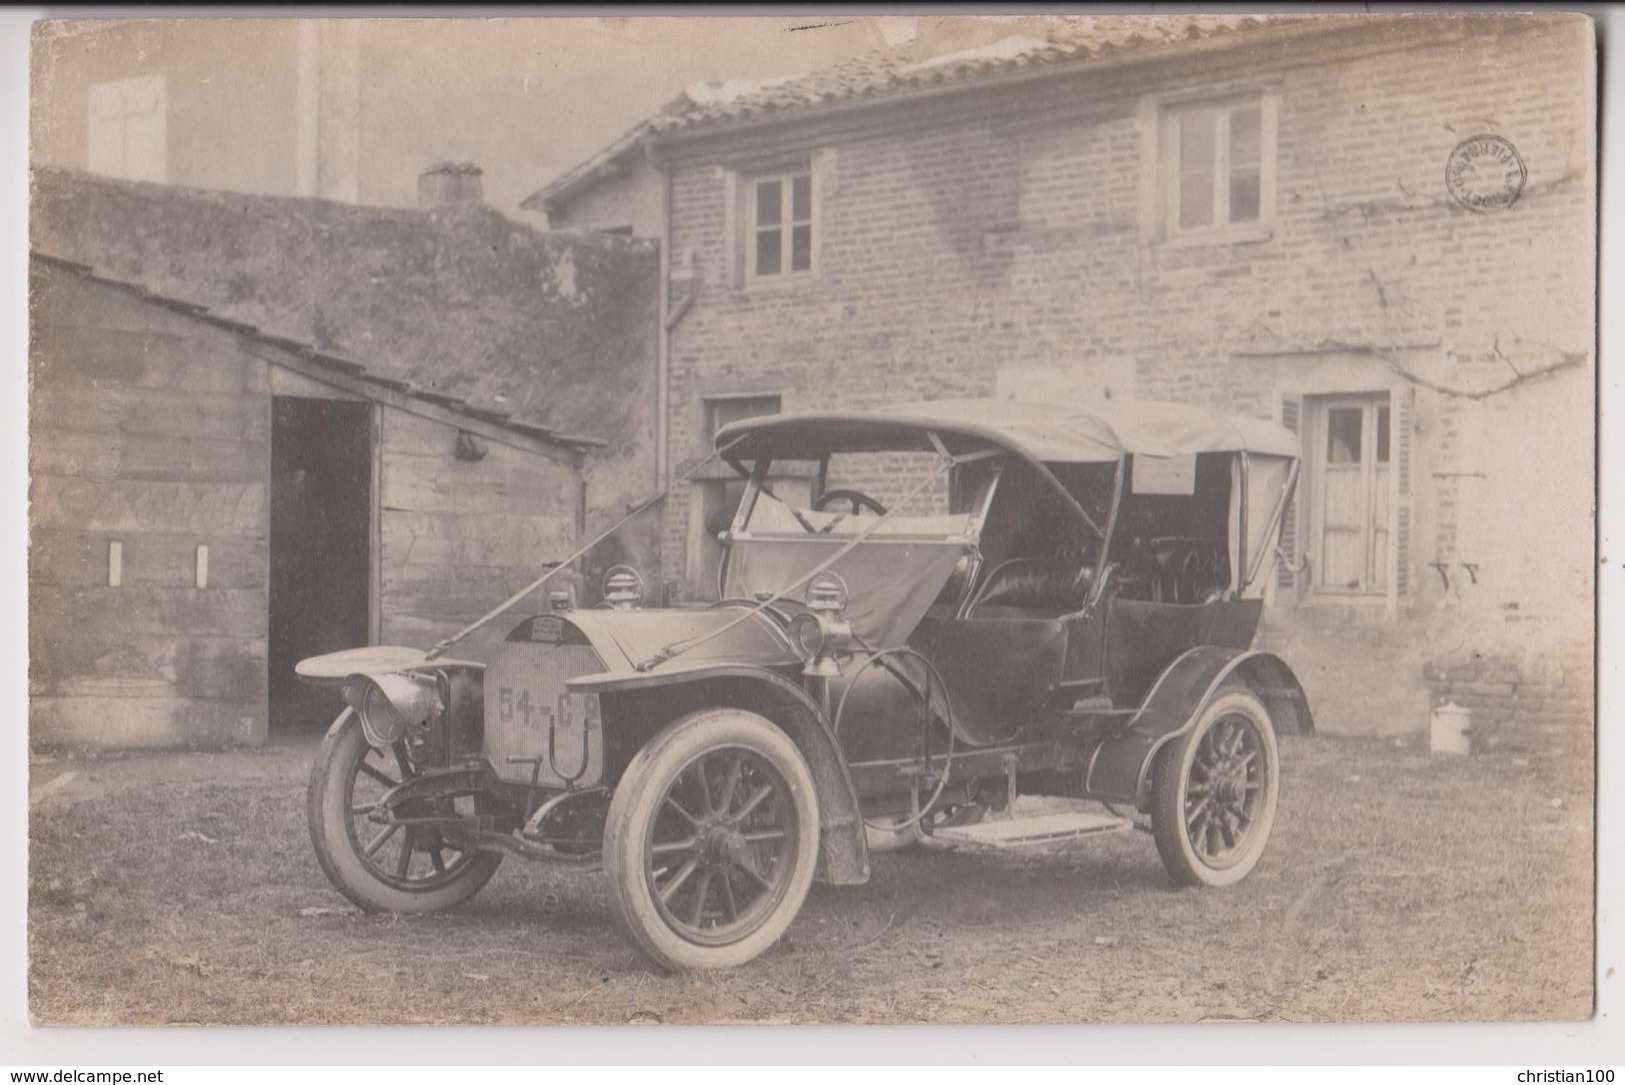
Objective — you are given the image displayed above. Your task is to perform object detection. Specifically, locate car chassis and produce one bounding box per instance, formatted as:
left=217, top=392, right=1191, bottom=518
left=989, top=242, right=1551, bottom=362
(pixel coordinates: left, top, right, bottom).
left=299, top=399, right=1315, bottom=971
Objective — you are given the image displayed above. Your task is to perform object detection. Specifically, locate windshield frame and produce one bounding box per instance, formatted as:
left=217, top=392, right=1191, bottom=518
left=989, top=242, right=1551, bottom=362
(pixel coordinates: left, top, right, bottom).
left=721, top=441, right=1007, bottom=546
left=720, top=422, right=1109, bottom=540
left=715, top=440, right=1008, bottom=606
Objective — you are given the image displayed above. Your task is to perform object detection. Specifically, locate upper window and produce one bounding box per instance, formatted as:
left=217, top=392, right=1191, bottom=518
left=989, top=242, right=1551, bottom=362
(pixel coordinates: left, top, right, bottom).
left=1154, top=95, right=1276, bottom=242
left=88, top=74, right=168, bottom=184
left=749, top=172, right=813, bottom=280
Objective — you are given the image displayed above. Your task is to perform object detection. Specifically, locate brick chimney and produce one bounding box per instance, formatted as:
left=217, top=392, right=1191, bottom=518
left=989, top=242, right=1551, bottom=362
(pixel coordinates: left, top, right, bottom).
left=418, top=162, right=484, bottom=209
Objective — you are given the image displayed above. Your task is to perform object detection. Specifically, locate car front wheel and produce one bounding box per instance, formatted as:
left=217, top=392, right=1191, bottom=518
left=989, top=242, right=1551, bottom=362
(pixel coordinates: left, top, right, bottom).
left=1150, top=689, right=1280, bottom=887
left=602, top=709, right=820, bottom=971
left=307, top=708, right=503, bottom=913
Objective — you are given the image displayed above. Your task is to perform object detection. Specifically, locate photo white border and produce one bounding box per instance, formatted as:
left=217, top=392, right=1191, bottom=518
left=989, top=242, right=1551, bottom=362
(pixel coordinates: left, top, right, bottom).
left=1, top=3, right=1616, bottom=1066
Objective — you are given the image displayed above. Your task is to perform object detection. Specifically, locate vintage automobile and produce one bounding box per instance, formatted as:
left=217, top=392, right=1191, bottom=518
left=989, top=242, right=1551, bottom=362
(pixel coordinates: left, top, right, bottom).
left=299, top=399, right=1314, bottom=971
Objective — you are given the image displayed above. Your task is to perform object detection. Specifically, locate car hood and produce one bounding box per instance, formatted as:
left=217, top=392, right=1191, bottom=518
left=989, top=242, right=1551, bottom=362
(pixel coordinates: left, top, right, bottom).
left=295, top=608, right=798, bottom=688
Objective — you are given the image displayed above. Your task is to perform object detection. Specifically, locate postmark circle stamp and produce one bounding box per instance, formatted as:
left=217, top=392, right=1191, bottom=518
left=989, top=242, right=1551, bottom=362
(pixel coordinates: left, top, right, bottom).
left=1445, top=134, right=1527, bottom=212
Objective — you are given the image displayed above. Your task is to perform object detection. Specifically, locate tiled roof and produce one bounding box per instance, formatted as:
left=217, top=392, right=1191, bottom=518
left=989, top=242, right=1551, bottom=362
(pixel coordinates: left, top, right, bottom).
left=647, top=15, right=1303, bottom=135
left=527, top=15, right=1314, bottom=212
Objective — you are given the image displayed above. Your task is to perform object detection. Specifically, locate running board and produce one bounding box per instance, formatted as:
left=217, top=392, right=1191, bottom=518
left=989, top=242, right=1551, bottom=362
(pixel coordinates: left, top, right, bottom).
left=932, top=811, right=1133, bottom=849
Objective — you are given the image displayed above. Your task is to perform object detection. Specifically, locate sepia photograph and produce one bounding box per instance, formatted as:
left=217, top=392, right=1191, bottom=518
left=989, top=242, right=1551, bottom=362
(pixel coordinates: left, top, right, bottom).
left=19, top=9, right=1600, bottom=1041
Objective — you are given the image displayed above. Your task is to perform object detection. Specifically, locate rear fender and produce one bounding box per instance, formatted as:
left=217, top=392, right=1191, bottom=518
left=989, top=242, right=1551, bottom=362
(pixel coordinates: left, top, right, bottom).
left=1083, top=647, right=1314, bottom=810
left=585, top=665, right=870, bottom=886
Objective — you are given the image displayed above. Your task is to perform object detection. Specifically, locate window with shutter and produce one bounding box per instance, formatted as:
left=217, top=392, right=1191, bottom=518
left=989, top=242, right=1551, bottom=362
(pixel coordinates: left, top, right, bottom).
left=1277, top=395, right=1301, bottom=592
left=1297, top=390, right=1411, bottom=603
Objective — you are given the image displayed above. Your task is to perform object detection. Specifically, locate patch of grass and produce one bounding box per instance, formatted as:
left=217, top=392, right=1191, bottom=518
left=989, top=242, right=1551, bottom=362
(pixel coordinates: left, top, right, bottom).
left=28, top=733, right=1592, bottom=1025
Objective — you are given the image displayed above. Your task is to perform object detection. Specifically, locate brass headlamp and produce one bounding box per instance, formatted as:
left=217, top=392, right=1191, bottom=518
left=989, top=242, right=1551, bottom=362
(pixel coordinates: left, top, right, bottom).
left=341, top=671, right=441, bottom=749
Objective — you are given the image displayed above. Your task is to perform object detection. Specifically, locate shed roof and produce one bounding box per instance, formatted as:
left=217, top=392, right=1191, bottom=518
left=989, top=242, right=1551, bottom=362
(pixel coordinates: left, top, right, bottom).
left=32, top=252, right=604, bottom=455
left=31, top=168, right=657, bottom=456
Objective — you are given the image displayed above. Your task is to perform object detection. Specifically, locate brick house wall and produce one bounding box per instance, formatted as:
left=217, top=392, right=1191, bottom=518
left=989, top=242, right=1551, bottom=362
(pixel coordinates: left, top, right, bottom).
left=648, top=15, right=1594, bottom=737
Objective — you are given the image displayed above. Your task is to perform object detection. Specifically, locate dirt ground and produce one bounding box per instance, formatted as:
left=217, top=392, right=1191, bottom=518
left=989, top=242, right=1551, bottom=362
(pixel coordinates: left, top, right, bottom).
left=27, top=725, right=1594, bottom=1026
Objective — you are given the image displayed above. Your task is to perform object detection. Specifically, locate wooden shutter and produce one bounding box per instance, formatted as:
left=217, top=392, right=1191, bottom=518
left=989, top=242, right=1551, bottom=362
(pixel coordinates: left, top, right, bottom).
left=1277, top=394, right=1302, bottom=591
left=1391, top=384, right=1415, bottom=600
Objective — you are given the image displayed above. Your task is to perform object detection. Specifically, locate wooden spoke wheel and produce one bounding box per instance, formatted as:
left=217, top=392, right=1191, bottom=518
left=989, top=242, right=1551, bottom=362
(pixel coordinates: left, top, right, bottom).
left=1151, top=689, right=1279, bottom=887
left=603, top=710, right=819, bottom=971
left=307, top=709, right=502, bottom=913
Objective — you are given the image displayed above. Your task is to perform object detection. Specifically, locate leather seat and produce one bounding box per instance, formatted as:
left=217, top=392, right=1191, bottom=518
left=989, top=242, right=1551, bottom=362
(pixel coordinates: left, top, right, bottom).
left=971, top=558, right=1095, bottom=613
left=1123, top=537, right=1228, bottom=604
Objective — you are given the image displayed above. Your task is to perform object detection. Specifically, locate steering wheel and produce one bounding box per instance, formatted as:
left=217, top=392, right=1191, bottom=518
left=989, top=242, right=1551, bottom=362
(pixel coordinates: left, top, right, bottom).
left=813, top=489, right=888, bottom=516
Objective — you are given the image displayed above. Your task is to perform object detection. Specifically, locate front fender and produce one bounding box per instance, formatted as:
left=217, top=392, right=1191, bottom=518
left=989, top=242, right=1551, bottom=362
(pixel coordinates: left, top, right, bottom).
left=1083, top=647, right=1314, bottom=809
left=294, top=644, right=477, bottom=686
left=571, top=664, right=870, bottom=887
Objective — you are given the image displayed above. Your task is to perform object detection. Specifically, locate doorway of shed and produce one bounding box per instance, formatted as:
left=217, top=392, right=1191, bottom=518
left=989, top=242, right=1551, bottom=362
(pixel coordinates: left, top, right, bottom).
left=269, top=396, right=373, bottom=730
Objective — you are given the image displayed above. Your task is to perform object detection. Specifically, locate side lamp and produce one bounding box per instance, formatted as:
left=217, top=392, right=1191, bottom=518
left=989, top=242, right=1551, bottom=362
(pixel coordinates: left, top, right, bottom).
left=602, top=566, right=645, bottom=610
left=788, top=573, right=852, bottom=678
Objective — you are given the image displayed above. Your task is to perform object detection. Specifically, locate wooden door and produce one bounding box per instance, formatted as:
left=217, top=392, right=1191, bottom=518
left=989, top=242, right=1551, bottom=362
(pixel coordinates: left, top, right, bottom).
left=1313, top=396, right=1392, bottom=594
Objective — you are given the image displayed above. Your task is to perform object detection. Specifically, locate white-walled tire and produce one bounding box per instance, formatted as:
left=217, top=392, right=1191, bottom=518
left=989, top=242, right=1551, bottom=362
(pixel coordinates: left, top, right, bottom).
left=307, top=709, right=502, bottom=913
left=1150, top=689, right=1280, bottom=887
left=602, top=709, right=820, bottom=972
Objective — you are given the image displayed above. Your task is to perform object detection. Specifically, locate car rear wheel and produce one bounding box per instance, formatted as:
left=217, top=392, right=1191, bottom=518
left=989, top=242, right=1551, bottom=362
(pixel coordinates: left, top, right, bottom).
left=602, top=709, right=819, bottom=972
left=307, top=708, right=503, bottom=913
left=1150, top=689, right=1279, bottom=887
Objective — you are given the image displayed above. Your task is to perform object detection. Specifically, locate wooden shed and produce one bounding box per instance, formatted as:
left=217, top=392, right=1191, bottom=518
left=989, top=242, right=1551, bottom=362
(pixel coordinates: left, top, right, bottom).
left=29, top=254, right=598, bottom=749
